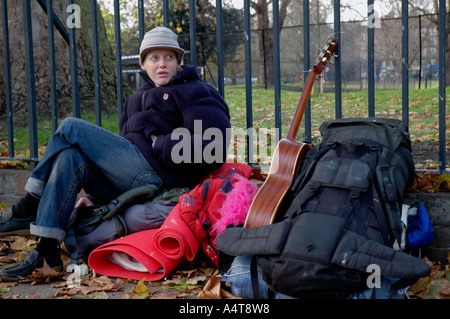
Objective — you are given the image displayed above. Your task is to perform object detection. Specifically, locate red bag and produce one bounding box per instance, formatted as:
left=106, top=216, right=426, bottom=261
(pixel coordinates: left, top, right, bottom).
left=88, top=163, right=252, bottom=281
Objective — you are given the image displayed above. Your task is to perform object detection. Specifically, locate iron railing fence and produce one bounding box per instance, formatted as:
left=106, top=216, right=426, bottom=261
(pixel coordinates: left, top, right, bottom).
left=0, top=0, right=448, bottom=173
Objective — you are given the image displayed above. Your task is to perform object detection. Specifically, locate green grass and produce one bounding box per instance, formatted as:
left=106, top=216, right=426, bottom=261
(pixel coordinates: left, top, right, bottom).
left=226, top=86, right=448, bottom=142
left=1, top=112, right=120, bottom=156
left=1, top=86, right=448, bottom=164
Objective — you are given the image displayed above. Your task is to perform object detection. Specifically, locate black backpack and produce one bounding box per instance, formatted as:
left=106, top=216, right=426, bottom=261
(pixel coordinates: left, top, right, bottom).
left=217, top=118, right=431, bottom=298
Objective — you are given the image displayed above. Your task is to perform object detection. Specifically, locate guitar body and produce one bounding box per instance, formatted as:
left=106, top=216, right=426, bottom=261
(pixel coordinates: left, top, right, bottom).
left=244, top=139, right=311, bottom=228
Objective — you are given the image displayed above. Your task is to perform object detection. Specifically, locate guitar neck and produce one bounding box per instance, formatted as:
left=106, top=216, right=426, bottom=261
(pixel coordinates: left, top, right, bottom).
left=286, top=37, right=337, bottom=142
left=286, top=71, right=318, bottom=141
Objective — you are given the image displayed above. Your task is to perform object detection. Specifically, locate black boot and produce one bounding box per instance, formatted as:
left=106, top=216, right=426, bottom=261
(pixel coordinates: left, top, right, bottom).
left=0, top=193, right=40, bottom=235
left=0, top=238, right=62, bottom=281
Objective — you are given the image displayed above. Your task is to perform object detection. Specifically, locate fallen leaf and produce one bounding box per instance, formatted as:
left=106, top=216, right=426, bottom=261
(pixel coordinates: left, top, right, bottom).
left=80, top=275, right=120, bottom=296
left=408, top=257, right=450, bottom=299
left=0, top=202, right=7, bottom=212
left=90, top=275, right=114, bottom=286
left=408, top=275, right=431, bottom=297
left=431, top=175, right=450, bottom=192
left=87, top=291, right=109, bottom=299
left=54, top=288, right=81, bottom=297
left=51, top=282, right=69, bottom=289
left=440, top=279, right=450, bottom=298
left=116, top=277, right=132, bottom=285
left=163, top=277, right=202, bottom=293
left=426, top=279, right=442, bottom=298
left=134, top=278, right=148, bottom=294
left=9, top=237, right=38, bottom=252
left=0, top=255, right=18, bottom=264
left=16, top=250, right=29, bottom=262
left=186, top=274, right=207, bottom=285
left=30, top=260, right=62, bottom=283
left=0, top=242, right=8, bottom=253
left=198, top=275, right=222, bottom=299
left=410, top=172, right=437, bottom=193
left=8, top=238, right=27, bottom=251
left=197, top=275, right=238, bottom=299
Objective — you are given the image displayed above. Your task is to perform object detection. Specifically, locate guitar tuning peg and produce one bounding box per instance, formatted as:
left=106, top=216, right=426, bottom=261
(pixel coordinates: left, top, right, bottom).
left=328, top=60, right=334, bottom=65
left=334, top=54, right=339, bottom=59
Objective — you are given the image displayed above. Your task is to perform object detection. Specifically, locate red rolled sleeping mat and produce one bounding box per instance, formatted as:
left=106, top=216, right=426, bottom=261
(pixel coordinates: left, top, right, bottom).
left=88, top=202, right=200, bottom=281
left=88, top=163, right=253, bottom=281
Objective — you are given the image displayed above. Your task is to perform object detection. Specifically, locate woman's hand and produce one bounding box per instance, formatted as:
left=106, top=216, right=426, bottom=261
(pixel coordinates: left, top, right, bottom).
left=75, top=196, right=96, bottom=207
left=150, top=134, right=158, bottom=148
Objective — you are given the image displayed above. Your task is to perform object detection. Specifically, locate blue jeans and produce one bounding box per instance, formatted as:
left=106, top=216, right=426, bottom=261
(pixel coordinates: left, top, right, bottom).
left=25, top=117, right=164, bottom=242
left=222, top=255, right=295, bottom=299
left=222, top=256, right=406, bottom=299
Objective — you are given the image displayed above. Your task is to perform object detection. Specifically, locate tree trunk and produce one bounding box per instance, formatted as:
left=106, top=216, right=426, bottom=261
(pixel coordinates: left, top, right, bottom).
left=253, top=0, right=291, bottom=87
left=432, top=0, right=450, bottom=86
left=0, top=0, right=118, bottom=124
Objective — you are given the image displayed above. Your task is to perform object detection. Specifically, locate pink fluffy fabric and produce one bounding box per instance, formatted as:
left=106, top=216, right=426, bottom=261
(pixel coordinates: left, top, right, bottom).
left=212, top=173, right=259, bottom=240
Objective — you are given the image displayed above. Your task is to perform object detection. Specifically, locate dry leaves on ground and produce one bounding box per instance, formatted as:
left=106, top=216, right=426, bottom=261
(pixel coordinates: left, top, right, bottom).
left=0, top=233, right=224, bottom=299
left=407, top=253, right=450, bottom=299
left=409, top=172, right=450, bottom=193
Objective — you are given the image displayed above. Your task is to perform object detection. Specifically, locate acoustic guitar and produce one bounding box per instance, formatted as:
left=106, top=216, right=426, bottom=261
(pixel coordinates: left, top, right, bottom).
left=244, top=37, right=338, bottom=228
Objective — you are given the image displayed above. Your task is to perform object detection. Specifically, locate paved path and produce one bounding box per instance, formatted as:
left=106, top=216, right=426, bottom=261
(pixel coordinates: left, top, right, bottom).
left=0, top=236, right=211, bottom=300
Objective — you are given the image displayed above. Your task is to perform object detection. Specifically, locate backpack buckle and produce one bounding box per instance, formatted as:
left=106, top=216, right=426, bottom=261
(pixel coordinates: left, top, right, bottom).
left=368, top=144, right=379, bottom=151
left=350, top=189, right=361, bottom=198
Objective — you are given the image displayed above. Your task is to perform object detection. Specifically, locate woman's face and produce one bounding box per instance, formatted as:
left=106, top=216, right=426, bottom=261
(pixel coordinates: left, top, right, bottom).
left=141, top=48, right=178, bottom=87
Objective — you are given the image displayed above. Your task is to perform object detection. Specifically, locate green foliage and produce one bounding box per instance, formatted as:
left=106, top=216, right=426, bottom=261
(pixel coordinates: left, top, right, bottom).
left=98, top=0, right=244, bottom=66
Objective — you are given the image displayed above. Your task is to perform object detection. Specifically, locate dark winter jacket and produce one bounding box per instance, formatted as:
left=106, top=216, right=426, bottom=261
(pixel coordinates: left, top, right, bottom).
left=119, top=65, right=231, bottom=188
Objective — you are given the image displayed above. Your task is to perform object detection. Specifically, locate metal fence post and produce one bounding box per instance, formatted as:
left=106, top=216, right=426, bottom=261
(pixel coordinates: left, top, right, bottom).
left=163, top=0, right=169, bottom=27
left=114, top=0, right=123, bottom=115
left=273, top=0, right=281, bottom=141
left=46, top=0, right=58, bottom=133
left=138, top=0, right=145, bottom=43
left=216, top=0, right=224, bottom=97
left=367, top=0, right=375, bottom=117
left=1, top=0, right=14, bottom=157
left=438, top=0, right=447, bottom=172
left=91, top=0, right=102, bottom=126
left=402, top=0, right=409, bottom=127
left=244, top=0, right=253, bottom=164
left=334, top=0, right=342, bottom=118
left=189, top=0, right=197, bottom=67
left=303, top=0, right=311, bottom=143
left=22, top=0, right=38, bottom=164
left=68, top=0, right=81, bottom=118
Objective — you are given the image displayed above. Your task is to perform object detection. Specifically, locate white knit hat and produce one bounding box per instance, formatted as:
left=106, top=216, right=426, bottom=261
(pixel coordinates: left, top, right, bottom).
left=139, top=27, right=185, bottom=64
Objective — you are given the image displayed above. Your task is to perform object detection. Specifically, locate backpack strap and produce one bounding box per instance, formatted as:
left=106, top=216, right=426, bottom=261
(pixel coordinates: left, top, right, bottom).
left=370, top=186, right=391, bottom=245
left=65, top=184, right=158, bottom=233
left=250, top=255, right=261, bottom=299
left=100, top=184, right=158, bottom=220
left=378, top=150, right=397, bottom=203
left=372, top=146, right=403, bottom=247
